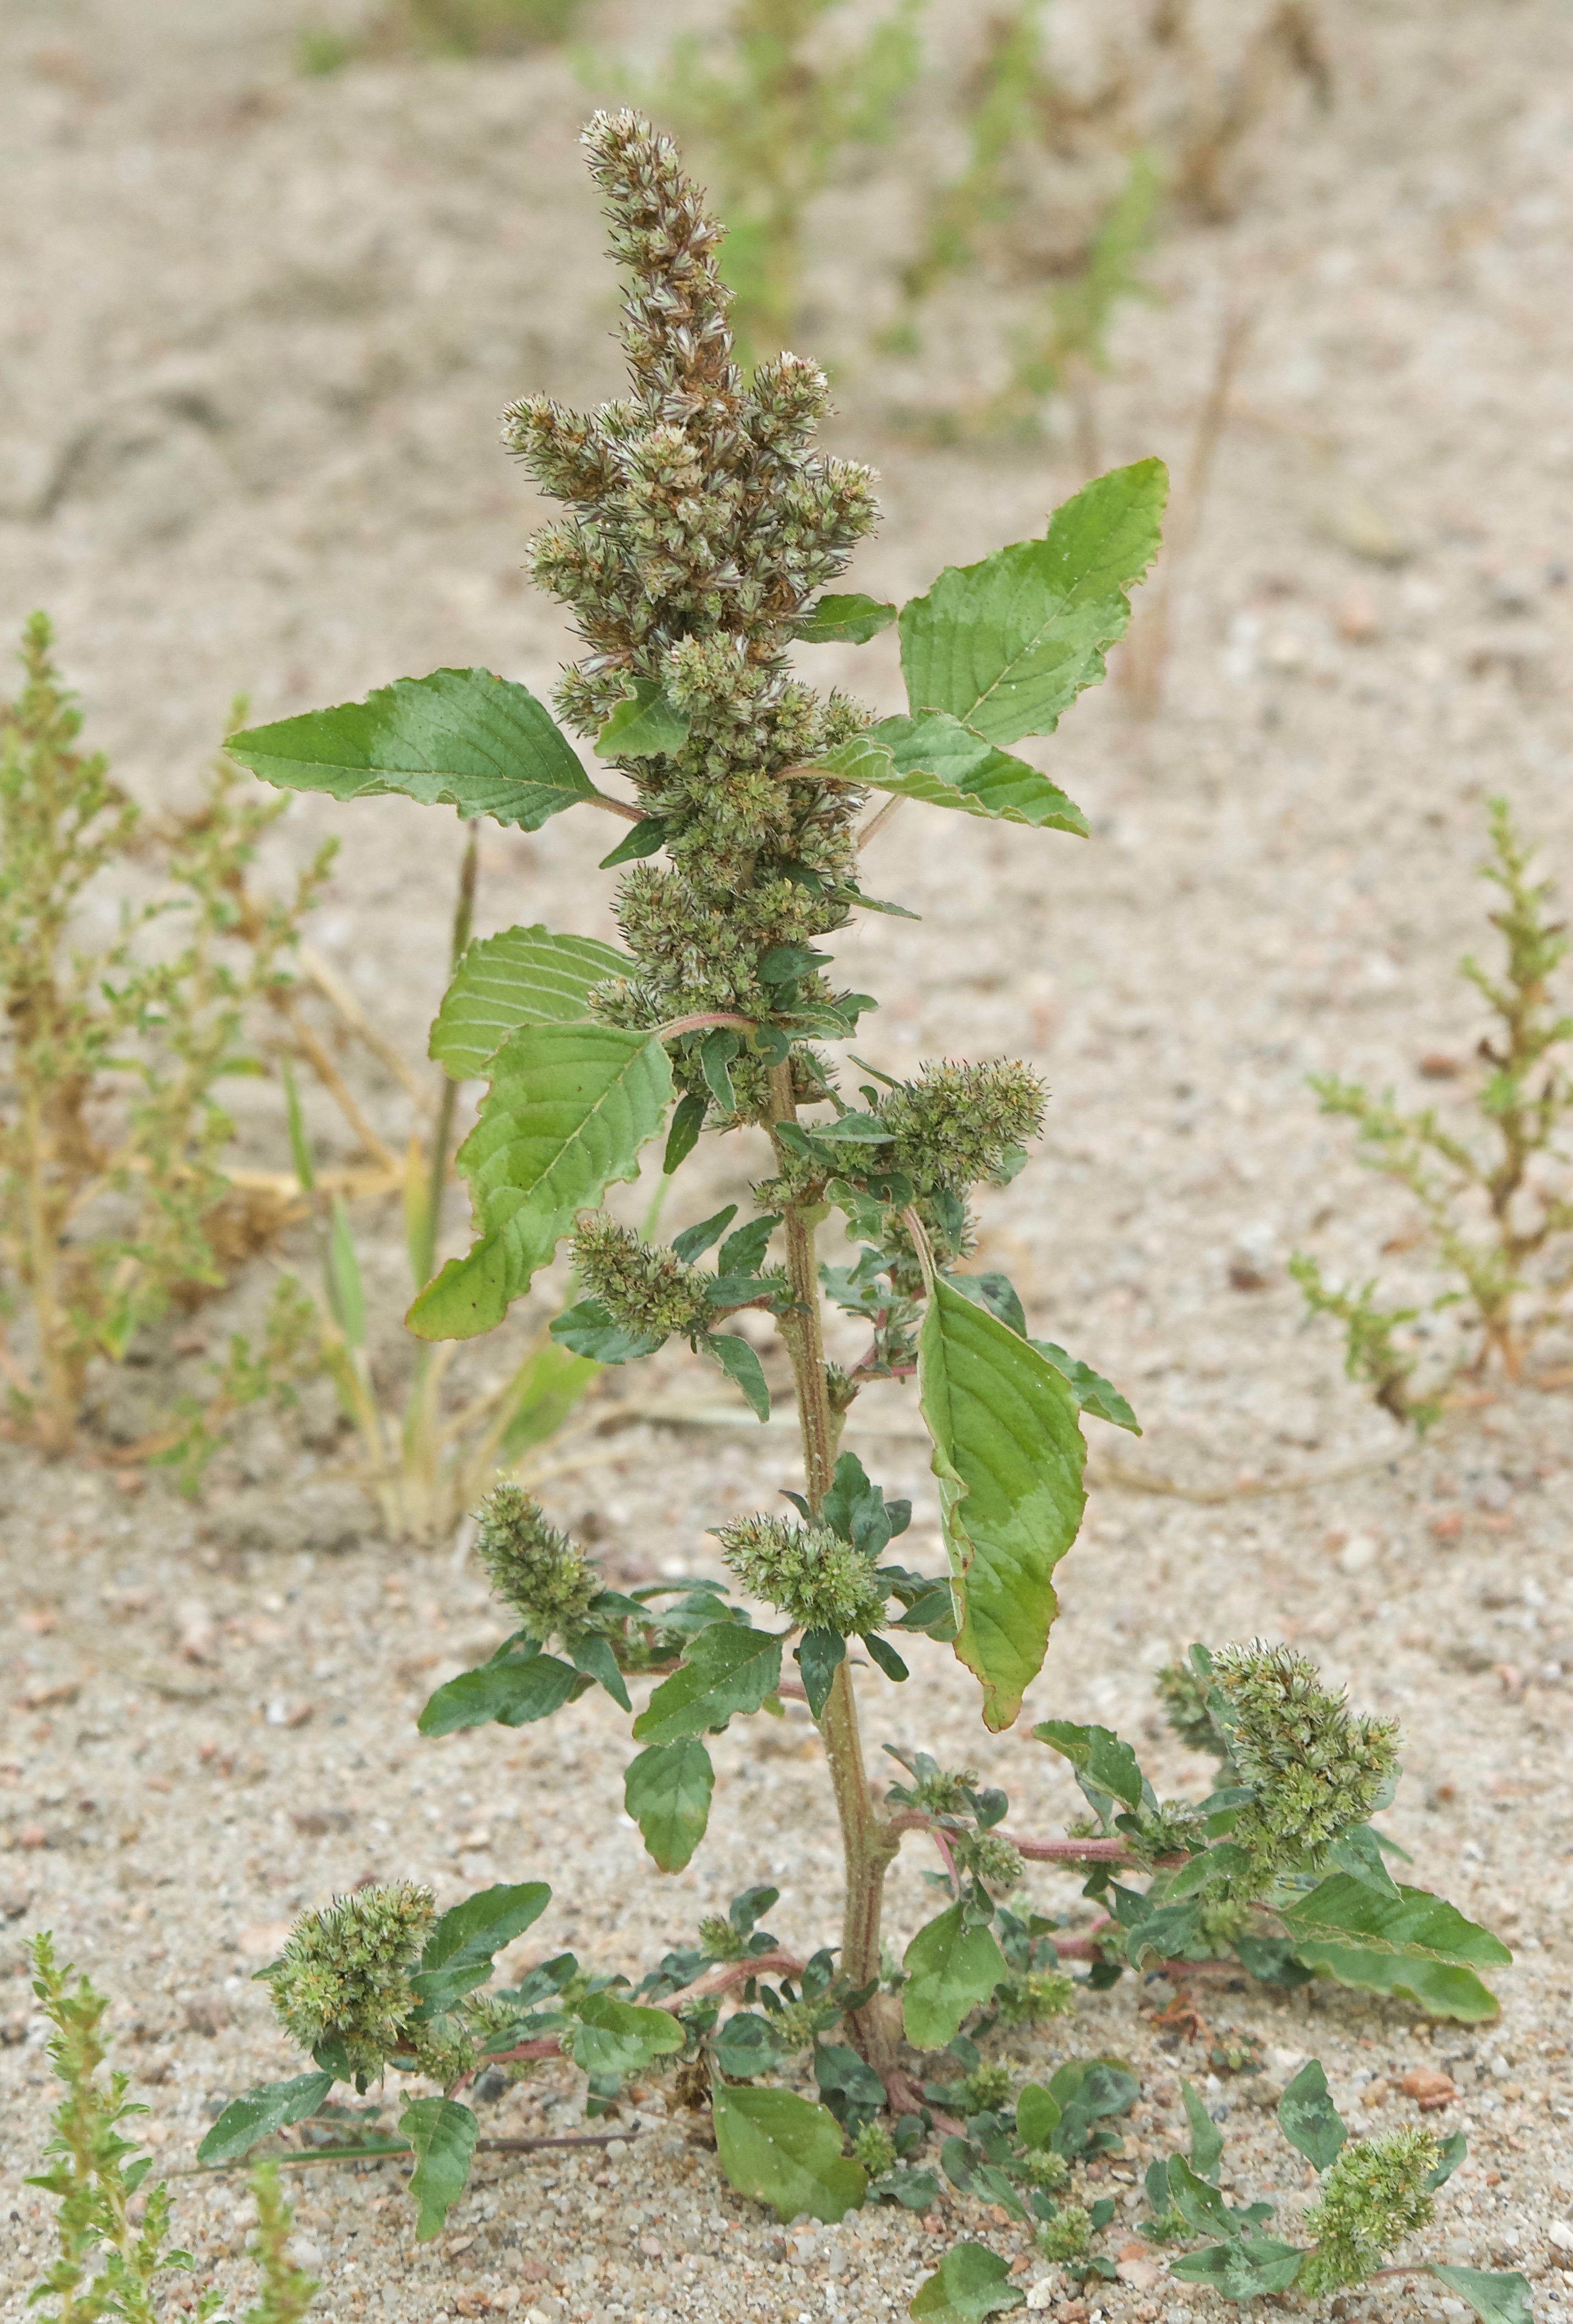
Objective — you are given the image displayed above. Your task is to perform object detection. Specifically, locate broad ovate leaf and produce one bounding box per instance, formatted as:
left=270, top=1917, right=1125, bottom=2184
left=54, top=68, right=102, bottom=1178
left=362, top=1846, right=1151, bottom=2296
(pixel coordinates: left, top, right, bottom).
left=818, top=711, right=1087, bottom=833
left=918, top=1278, right=1087, bottom=1730
left=710, top=2084, right=867, bottom=2224
left=417, top=1647, right=580, bottom=1736
left=430, top=924, right=630, bottom=1080
left=1168, top=2238, right=1305, bottom=2299
left=1276, top=2059, right=1346, bottom=2173
left=794, top=592, right=898, bottom=646
left=1280, top=1879, right=1510, bottom=1970
left=623, top=1739, right=714, bottom=1872
left=902, top=1903, right=1007, bottom=2051
left=594, top=679, right=690, bottom=759
left=908, top=2242, right=1024, bottom=2320
left=410, top=1882, right=551, bottom=2013
left=228, top=669, right=597, bottom=829
left=197, top=2071, right=333, bottom=2167
left=568, top=1991, right=684, bottom=2079
left=631, top=1624, right=783, bottom=1745
left=897, top=459, right=1168, bottom=745
left=399, top=2095, right=479, bottom=2242
left=1427, top=2266, right=1533, bottom=2323
left=408, top=1022, right=673, bottom=1340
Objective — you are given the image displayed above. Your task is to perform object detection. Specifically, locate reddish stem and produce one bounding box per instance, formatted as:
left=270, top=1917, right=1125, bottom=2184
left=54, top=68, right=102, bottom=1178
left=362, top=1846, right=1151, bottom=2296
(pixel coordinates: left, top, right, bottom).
left=656, top=1010, right=758, bottom=1042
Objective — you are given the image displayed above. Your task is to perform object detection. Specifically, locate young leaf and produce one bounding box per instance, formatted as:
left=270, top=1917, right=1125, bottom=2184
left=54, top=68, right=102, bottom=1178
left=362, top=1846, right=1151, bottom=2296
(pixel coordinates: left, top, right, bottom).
left=908, top=2241, right=1024, bottom=2321
left=1164, top=2155, right=1237, bottom=2240
left=897, top=461, right=1168, bottom=746
left=408, top=1023, right=673, bottom=1341
left=794, top=1627, right=846, bottom=1720
left=1276, top=2059, right=1346, bottom=2173
left=1426, top=2266, right=1533, bottom=2323
left=623, top=1740, right=715, bottom=1872
left=672, top=1205, right=739, bottom=1262
left=631, top=1623, right=784, bottom=1745
left=411, top=1883, right=552, bottom=2013
left=902, top=1903, right=1009, bottom=2050
left=1031, top=1720, right=1144, bottom=1812
left=1168, top=2238, right=1305, bottom=2299
left=664, top=1089, right=708, bottom=1174
left=1181, top=2078, right=1224, bottom=2182
left=1279, top=1879, right=1511, bottom=1973
left=710, top=2084, right=868, bottom=2224
left=793, top=593, right=898, bottom=645
left=196, top=2071, right=334, bottom=2167
left=704, top=1332, right=772, bottom=1421
left=228, top=669, right=598, bottom=829
left=398, top=2095, right=479, bottom=2242
left=599, top=814, right=670, bottom=869
left=918, top=1278, right=1087, bottom=1731
left=814, top=2042, right=887, bottom=2121
left=1013, top=2084, right=1061, bottom=2152
left=418, top=1649, right=580, bottom=1736
left=861, top=1633, right=909, bottom=1683
left=819, top=711, right=1088, bottom=833
left=549, top=1298, right=663, bottom=1363
left=699, top=1027, right=741, bottom=1112
left=568, top=1992, right=684, bottom=2080
left=1030, top=1341, right=1142, bottom=1435
left=429, top=924, right=629, bottom=1080
left=570, top=1632, right=633, bottom=1713
left=945, top=1270, right=1027, bottom=1338
left=594, top=679, right=691, bottom=759
left=1426, top=2129, right=1469, bottom=2192
left=710, top=2011, right=785, bottom=2080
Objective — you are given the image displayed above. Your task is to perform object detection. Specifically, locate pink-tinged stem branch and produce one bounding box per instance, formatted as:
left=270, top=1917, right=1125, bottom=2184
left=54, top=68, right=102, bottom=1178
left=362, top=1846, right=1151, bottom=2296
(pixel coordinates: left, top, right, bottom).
left=929, top=1826, right=961, bottom=1898
left=657, top=1949, right=808, bottom=2014
left=656, top=1010, right=759, bottom=1042
left=1004, top=1833, right=1137, bottom=1863
left=587, top=790, right=645, bottom=824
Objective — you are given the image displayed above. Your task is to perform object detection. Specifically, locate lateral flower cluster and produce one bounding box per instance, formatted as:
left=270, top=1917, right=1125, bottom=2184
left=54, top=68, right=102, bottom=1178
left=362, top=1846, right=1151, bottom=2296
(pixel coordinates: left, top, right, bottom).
left=572, top=1212, right=711, bottom=1343
left=262, top=1883, right=435, bottom=2081
left=474, top=1484, right=602, bottom=1645
left=1212, top=1641, right=1400, bottom=1878
left=715, top=1511, right=887, bottom=1636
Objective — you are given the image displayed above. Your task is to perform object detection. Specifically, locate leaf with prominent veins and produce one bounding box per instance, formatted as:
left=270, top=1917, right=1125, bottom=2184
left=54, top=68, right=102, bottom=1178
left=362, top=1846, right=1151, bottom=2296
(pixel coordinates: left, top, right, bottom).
left=430, top=924, right=630, bottom=1080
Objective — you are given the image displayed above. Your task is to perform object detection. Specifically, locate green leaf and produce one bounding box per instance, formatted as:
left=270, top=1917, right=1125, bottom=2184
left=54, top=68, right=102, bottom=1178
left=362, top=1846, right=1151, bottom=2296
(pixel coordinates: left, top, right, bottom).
left=902, top=1903, right=1009, bottom=2050
left=1029, top=1341, right=1141, bottom=1435
left=599, top=813, right=670, bottom=869
left=1280, top=1878, right=1511, bottom=1972
left=699, top=1027, right=741, bottom=1112
left=594, top=680, right=690, bottom=759
left=623, top=1740, right=714, bottom=1872
left=412, top=1882, right=552, bottom=2013
left=1426, top=2130, right=1469, bottom=2191
left=1031, top=1720, right=1144, bottom=1812
left=672, top=1205, right=739, bottom=1262
left=711, top=2012, right=785, bottom=2080
left=1289, top=1944, right=1502, bottom=2022
left=795, top=1627, right=846, bottom=1720
left=228, top=669, right=597, bottom=829
left=1168, top=2237, right=1305, bottom=2299
left=429, top=923, right=629, bottom=1080
left=794, top=593, right=898, bottom=645
left=549, top=1298, right=662, bottom=1364
left=1014, top=2084, right=1061, bottom=2152
left=710, top=2084, right=868, bottom=2224
left=196, top=2072, right=333, bottom=2167
left=897, top=461, right=1168, bottom=746
left=1426, top=2266, right=1533, bottom=2323
left=569, top=1991, right=684, bottom=2080
left=908, top=2241, right=1024, bottom=2321
left=1165, top=2155, right=1236, bottom=2240
left=919, top=1278, right=1086, bottom=1730
left=632, top=1623, right=783, bottom=1745
left=704, top=1332, right=772, bottom=1421
left=408, top=1022, right=673, bottom=1341
left=1181, top=2078, right=1224, bottom=2181
left=664, top=1089, right=707, bottom=1174
left=862, top=1633, right=909, bottom=1682
left=1276, top=2059, right=1346, bottom=2173
left=820, top=711, right=1087, bottom=833
left=399, top=2095, right=479, bottom=2242
left=417, top=1649, right=579, bottom=1736
left=326, top=1197, right=365, bottom=1346
left=570, top=1632, right=632, bottom=1713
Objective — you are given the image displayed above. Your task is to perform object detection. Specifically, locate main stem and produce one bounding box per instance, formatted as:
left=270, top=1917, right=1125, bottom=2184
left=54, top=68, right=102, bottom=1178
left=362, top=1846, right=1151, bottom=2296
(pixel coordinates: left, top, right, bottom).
left=767, top=1062, right=901, bottom=2082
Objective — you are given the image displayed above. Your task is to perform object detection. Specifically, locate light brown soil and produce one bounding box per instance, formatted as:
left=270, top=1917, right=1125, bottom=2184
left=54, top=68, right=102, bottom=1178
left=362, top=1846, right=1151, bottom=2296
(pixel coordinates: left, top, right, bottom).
left=2, top=5, right=1571, bottom=2322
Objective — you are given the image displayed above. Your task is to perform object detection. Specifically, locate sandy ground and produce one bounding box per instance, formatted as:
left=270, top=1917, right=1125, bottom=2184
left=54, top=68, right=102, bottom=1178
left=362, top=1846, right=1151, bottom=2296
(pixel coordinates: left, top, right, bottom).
left=2, top=2, right=1572, bottom=2319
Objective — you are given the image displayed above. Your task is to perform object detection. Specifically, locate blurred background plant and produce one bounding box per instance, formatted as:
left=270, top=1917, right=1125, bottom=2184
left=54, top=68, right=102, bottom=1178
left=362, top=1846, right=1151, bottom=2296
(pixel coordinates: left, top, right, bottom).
left=299, top=0, right=582, bottom=73
left=0, top=617, right=601, bottom=1525
left=1293, top=801, right=1572, bottom=1431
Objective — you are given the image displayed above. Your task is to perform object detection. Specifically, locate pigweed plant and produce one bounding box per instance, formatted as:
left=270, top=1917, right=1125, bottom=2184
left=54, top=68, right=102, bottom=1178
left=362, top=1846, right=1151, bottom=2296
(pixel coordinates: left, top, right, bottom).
left=1295, top=801, right=1571, bottom=1430
left=26, top=1933, right=318, bottom=2324
left=0, top=616, right=328, bottom=1465
left=206, top=115, right=1509, bottom=2277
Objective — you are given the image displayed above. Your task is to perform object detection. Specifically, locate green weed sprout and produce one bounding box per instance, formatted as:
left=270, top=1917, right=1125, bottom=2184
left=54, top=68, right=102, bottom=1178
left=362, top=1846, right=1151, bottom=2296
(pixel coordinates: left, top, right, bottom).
left=25, top=1933, right=319, bottom=2324
left=0, top=616, right=328, bottom=1468
left=1110, top=2053, right=1531, bottom=2320
left=1295, top=800, right=1572, bottom=1428
left=204, top=112, right=1501, bottom=2261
